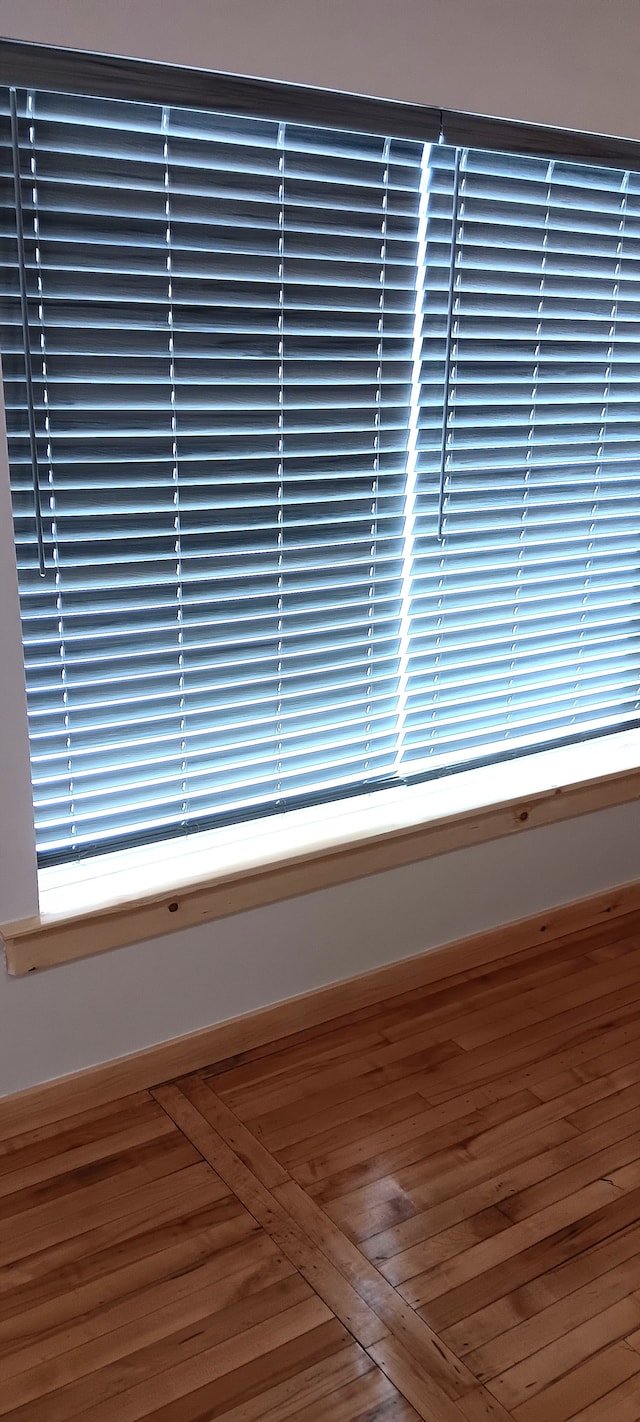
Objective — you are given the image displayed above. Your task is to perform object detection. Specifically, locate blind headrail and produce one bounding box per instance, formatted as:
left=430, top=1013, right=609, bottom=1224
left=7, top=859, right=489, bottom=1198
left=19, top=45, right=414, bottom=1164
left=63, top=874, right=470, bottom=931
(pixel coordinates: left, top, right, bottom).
left=3, top=39, right=640, bottom=170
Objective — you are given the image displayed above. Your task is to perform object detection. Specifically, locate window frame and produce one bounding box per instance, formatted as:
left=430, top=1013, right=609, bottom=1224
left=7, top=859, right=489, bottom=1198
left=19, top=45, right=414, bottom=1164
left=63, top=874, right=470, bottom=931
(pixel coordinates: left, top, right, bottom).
left=1, top=38, right=640, bottom=965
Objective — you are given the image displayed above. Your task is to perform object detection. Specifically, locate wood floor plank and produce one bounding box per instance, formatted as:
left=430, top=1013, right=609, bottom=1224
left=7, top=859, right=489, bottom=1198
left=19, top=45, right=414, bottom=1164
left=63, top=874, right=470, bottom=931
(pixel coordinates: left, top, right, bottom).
left=276, top=1091, right=431, bottom=1169
left=378, top=951, right=593, bottom=1047
left=495, top=1127, right=640, bottom=1225
left=423, top=1186, right=640, bottom=1332
left=157, top=1076, right=511, bottom=1422
left=0, top=1110, right=181, bottom=1208
left=567, top=1078, right=640, bottom=1132
left=487, top=1296, right=640, bottom=1409
left=225, top=1038, right=463, bottom=1127
left=0, top=1091, right=155, bottom=1169
left=381, top=1206, right=511, bottom=1284
left=258, top=1069, right=436, bottom=1154
left=437, top=957, right=639, bottom=1055
left=0, top=1181, right=253, bottom=1338
left=153, top=1079, right=388, bottom=1349
left=176, top=1075, right=290, bottom=1189
left=530, top=1028, right=640, bottom=1100
left=464, top=1244, right=640, bottom=1380
left=424, top=1005, right=640, bottom=1108
left=369, top=1336, right=514, bottom=1422
left=44, top=1295, right=335, bottom=1422
left=1, top=1248, right=298, bottom=1413
left=289, top=1089, right=543, bottom=1190
left=9, top=911, right=640, bottom=1421
left=139, top=1321, right=362, bottom=1422
left=0, top=1230, right=283, bottom=1384
left=203, top=1342, right=377, bottom=1422
left=208, top=1022, right=389, bottom=1098
left=568, top=1372, right=640, bottom=1422
left=0, top=1152, right=225, bottom=1268
left=0, top=1122, right=188, bottom=1229
left=449, top=951, right=640, bottom=1054
left=362, top=1101, right=640, bottom=1266
left=5, top=1277, right=318, bottom=1420
left=298, top=1090, right=558, bottom=1207
left=367, top=1336, right=471, bottom=1422
left=284, top=1366, right=421, bottom=1420
left=398, top=1179, right=634, bottom=1307
left=510, top=1341, right=640, bottom=1422
left=444, top=1219, right=640, bottom=1358
left=273, top=1177, right=476, bottom=1394
left=320, top=1118, right=577, bottom=1239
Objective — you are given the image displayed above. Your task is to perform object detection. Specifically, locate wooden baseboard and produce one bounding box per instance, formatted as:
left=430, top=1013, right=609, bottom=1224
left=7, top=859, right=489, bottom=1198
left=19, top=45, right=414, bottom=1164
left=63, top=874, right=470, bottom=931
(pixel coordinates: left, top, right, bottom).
left=2, top=878, right=640, bottom=1142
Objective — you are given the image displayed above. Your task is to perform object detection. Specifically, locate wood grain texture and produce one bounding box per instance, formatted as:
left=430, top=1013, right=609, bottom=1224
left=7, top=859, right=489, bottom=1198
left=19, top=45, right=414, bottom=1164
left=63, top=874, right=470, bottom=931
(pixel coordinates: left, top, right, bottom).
left=4, top=907, right=640, bottom=1417
left=0, top=1090, right=414, bottom=1422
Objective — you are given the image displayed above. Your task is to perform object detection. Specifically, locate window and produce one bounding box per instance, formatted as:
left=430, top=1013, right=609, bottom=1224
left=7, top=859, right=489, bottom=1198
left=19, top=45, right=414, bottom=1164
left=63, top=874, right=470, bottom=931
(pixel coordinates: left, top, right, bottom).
left=1, top=48, right=639, bottom=869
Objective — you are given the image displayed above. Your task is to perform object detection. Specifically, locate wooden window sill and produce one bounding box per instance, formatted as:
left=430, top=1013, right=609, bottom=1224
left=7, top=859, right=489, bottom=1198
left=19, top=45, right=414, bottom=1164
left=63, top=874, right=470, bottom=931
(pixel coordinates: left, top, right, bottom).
left=3, top=729, right=640, bottom=976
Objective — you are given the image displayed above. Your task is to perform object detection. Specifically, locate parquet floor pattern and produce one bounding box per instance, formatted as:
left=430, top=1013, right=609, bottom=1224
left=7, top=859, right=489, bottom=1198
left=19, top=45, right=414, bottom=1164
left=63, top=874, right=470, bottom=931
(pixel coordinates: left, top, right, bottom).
left=4, top=911, right=640, bottom=1418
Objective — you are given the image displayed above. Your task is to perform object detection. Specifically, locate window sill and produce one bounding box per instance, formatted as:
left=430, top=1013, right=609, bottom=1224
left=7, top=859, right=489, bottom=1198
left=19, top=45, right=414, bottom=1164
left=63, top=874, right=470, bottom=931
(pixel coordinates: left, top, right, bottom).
left=3, top=729, right=640, bottom=976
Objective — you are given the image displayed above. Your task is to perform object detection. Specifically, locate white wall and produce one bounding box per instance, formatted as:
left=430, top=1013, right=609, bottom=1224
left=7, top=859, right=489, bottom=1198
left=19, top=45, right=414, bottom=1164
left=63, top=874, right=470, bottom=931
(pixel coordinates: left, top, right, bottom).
left=2, top=0, right=640, bottom=141
left=2, top=804, right=640, bottom=1098
left=1, top=0, right=640, bottom=1097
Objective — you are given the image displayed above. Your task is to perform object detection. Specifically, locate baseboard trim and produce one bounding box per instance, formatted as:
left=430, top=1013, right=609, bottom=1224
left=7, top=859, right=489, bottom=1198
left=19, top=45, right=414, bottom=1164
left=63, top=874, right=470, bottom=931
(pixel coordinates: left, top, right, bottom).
left=2, top=877, right=640, bottom=1141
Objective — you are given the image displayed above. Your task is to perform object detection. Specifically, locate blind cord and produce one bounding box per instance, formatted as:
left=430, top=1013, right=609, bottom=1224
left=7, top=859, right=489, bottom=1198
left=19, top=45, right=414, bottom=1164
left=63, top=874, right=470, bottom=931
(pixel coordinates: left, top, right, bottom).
left=437, top=146, right=462, bottom=544
left=9, top=87, right=46, bottom=576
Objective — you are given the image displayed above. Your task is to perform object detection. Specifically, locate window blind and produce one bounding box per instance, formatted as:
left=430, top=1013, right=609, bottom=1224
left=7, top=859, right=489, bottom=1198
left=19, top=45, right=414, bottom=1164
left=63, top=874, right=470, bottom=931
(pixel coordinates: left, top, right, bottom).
left=0, top=79, right=639, bottom=867
left=405, top=146, right=640, bottom=771
left=0, top=87, right=423, bottom=861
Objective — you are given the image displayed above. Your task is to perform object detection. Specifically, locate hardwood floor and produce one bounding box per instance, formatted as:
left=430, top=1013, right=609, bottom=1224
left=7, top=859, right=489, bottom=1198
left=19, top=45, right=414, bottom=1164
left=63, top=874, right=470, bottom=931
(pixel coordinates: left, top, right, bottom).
left=4, top=911, right=640, bottom=1418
